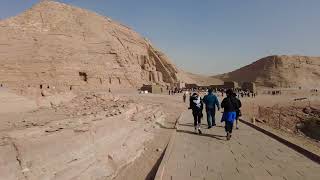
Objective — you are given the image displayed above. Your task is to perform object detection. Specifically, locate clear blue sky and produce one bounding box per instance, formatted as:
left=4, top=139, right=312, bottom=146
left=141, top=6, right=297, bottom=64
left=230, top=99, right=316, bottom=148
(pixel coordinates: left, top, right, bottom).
left=1, top=0, right=320, bottom=74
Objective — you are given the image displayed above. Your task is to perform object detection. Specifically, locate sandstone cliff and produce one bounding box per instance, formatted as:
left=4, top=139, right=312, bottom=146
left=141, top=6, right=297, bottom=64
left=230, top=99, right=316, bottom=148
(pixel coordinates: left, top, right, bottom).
left=217, top=55, right=320, bottom=88
left=0, top=1, right=179, bottom=96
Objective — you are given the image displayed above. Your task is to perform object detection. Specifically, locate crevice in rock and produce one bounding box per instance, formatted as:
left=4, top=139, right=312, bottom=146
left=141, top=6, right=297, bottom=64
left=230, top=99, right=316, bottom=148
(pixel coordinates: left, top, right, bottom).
left=69, top=161, right=96, bottom=180
left=9, top=137, right=28, bottom=180
left=39, top=11, right=44, bottom=25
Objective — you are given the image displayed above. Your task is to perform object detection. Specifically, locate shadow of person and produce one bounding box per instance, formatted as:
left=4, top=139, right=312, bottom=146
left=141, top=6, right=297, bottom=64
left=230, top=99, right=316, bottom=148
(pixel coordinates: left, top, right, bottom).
left=179, top=123, right=225, bottom=129
left=176, top=129, right=226, bottom=141
left=215, top=125, right=224, bottom=128
left=178, top=123, right=206, bottom=128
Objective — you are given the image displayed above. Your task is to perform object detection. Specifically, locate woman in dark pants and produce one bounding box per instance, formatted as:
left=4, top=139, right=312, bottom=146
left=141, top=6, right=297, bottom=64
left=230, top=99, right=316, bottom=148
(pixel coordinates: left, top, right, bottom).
left=189, top=92, right=203, bottom=134
left=221, top=89, right=240, bottom=140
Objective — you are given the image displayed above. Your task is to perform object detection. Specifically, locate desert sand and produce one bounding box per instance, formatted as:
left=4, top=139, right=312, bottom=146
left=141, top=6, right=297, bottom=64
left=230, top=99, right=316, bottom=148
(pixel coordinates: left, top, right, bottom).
left=0, top=1, right=320, bottom=180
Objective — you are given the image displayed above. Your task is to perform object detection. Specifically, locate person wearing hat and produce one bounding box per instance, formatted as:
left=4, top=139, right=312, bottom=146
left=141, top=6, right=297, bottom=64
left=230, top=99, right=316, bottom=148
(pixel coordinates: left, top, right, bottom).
left=189, top=92, right=203, bottom=134
left=221, top=89, right=240, bottom=140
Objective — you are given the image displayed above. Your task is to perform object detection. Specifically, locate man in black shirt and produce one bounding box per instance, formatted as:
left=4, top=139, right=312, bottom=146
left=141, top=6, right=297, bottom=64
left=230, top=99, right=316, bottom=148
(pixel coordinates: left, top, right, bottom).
left=221, top=89, right=240, bottom=140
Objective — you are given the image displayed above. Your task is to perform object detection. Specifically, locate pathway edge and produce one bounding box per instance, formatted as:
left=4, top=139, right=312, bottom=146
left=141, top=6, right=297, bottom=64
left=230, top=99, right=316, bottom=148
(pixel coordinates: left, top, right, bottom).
left=239, top=118, right=320, bottom=164
left=154, top=112, right=184, bottom=180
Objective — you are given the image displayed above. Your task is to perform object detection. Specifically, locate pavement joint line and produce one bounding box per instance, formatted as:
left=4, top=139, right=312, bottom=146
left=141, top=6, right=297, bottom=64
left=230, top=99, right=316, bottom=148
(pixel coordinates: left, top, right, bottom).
left=239, top=118, right=320, bottom=164
left=154, top=112, right=184, bottom=180
left=265, top=169, right=272, bottom=176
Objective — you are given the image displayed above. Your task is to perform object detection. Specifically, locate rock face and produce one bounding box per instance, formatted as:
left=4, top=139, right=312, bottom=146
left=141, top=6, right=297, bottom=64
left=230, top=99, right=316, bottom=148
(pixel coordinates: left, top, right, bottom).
left=217, top=55, right=320, bottom=88
left=0, top=91, right=166, bottom=180
left=0, top=1, right=179, bottom=96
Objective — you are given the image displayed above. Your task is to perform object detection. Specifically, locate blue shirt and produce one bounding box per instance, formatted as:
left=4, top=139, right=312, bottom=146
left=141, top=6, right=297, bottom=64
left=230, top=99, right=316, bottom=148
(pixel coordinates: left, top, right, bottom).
left=203, top=93, right=220, bottom=110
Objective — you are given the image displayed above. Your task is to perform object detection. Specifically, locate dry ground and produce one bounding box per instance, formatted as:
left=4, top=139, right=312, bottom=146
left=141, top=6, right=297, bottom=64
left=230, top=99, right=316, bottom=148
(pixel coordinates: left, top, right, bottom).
left=1, top=87, right=319, bottom=180
left=239, top=90, right=320, bottom=156
left=0, top=88, right=187, bottom=180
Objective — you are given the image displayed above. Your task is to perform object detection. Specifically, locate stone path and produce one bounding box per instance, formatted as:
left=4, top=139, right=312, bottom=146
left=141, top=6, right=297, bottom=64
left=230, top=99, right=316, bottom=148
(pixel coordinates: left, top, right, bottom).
left=160, top=111, right=320, bottom=180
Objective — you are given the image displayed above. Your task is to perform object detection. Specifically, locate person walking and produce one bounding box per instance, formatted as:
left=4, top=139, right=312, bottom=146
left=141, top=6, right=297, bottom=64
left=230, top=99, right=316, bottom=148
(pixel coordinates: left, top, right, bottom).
left=203, top=89, right=220, bottom=129
left=233, top=93, right=242, bottom=129
left=221, top=89, right=240, bottom=140
left=183, top=93, right=187, bottom=103
left=189, top=92, right=203, bottom=134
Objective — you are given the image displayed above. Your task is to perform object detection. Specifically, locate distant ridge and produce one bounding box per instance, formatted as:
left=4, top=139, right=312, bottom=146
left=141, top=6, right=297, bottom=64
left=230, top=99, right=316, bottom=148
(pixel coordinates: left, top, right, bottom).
left=216, top=55, right=320, bottom=88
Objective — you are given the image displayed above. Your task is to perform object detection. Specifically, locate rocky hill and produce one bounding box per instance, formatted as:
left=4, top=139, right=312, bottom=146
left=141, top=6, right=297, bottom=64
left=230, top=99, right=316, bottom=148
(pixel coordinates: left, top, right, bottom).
left=217, top=55, right=320, bottom=88
left=0, top=0, right=180, bottom=96
left=177, top=71, right=223, bottom=86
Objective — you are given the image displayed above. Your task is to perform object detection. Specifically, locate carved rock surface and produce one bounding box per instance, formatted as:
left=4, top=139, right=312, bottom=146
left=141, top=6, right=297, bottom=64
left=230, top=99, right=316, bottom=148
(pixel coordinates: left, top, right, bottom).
left=0, top=1, right=179, bottom=96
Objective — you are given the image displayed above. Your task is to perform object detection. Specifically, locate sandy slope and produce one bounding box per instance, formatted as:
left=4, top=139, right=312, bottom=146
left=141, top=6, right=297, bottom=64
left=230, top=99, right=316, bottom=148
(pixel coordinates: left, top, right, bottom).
left=178, top=71, right=224, bottom=86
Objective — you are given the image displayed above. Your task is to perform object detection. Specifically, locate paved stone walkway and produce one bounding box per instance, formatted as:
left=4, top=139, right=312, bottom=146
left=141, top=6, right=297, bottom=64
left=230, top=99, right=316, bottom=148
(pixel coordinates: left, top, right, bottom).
left=161, top=111, right=320, bottom=180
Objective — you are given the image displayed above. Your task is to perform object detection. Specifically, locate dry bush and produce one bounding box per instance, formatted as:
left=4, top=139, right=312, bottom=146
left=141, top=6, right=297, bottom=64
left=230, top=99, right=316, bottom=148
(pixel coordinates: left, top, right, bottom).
left=256, top=101, right=320, bottom=138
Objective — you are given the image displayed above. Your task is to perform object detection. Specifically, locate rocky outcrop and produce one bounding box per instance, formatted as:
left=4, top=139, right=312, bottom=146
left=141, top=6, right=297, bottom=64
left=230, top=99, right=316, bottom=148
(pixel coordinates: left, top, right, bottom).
left=0, top=92, right=166, bottom=180
left=0, top=1, right=178, bottom=96
left=217, top=55, right=320, bottom=88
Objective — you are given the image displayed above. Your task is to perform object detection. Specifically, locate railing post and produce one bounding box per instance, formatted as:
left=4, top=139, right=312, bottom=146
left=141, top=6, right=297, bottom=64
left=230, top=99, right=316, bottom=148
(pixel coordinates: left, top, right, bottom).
left=278, top=107, right=281, bottom=129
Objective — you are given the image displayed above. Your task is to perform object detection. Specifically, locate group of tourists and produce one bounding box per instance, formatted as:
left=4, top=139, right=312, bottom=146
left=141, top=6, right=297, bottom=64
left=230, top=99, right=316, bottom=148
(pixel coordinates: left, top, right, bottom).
left=238, top=91, right=256, bottom=98
left=188, top=89, right=241, bottom=140
left=168, top=88, right=183, bottom=95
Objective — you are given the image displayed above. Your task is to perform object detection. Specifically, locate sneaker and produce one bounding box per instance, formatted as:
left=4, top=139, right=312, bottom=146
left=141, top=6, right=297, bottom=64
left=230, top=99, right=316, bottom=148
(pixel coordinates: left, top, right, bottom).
left=198, top=129, right=202, bottom=135
left=208, top=126, right=212, bottom=129
left=236, top=127, right=239, bottom=130
left=226, top=132, right=230, bottom=140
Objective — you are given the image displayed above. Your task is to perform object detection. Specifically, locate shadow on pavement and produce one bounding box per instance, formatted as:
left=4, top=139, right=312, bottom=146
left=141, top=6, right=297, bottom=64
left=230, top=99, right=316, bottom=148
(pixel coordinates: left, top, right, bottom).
left=176, top=129, right=226, bottom=141
left=215, top=125, right=225, bottom=128
left=145, top=144, right=167, bottom=180
left=178, top=123, right=207, bottom=128
left=179, top=123, right=225, bottom=129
